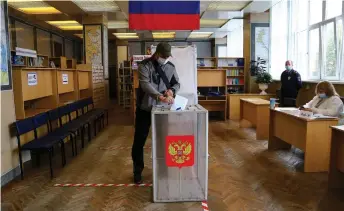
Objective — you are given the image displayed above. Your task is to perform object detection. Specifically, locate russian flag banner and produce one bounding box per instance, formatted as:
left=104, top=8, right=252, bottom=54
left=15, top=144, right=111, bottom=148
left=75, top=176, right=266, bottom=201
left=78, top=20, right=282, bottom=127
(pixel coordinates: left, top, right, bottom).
left=129, top=1, right=200, bottom=30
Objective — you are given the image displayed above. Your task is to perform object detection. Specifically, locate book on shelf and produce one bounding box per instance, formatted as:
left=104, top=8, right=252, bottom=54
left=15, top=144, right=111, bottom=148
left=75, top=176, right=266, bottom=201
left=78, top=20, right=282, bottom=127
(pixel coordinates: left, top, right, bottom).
left=226, top=69, right=244, bottom=76
left=226, top=78, right=244, bottom=85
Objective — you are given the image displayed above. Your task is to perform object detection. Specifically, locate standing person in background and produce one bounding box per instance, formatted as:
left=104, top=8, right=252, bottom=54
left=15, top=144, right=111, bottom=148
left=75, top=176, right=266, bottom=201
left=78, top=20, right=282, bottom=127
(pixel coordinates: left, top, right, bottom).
left=132, top=42, right=180, bottom=184
left=280, top=60, right=302, bottom=107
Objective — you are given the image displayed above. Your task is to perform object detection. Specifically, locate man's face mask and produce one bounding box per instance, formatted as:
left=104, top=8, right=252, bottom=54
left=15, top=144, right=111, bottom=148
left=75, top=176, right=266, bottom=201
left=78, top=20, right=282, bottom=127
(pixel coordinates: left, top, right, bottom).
left=158, top=57, right=169, bottom=65
left=285, top=65, right=292, bottom=71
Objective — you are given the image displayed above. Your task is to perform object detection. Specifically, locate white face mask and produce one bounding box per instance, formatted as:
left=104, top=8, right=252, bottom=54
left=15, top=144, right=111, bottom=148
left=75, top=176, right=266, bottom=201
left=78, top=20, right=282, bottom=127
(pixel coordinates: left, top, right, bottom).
left=157, top=57, right=169, bottom=65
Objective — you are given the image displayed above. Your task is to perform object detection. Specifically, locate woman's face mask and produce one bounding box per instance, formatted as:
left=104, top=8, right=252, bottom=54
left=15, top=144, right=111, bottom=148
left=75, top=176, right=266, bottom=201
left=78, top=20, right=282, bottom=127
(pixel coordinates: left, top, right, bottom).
left=318, top=93, right=327, bottom=99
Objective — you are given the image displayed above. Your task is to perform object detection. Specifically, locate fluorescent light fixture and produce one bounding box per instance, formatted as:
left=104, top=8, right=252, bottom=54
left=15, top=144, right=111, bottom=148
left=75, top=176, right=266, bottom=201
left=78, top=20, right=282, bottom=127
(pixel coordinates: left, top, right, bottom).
left=72, top=0, right=120, bottom=12
left=152, top=32, right=176, bottom=39
left=188, top=32, right=213, bottom=39
left=207, top=1, right=250, bottom=11
left=46, top=20, right=82, bottom=31
left=200, top=19, right=228, bottom=28
left=74, top=34, right=83, bottom=39
left=8, top=0, right=62, bottom=14
left=108, top=21, right=129, bottom=29
left=113, top=33, right=139, bottom=39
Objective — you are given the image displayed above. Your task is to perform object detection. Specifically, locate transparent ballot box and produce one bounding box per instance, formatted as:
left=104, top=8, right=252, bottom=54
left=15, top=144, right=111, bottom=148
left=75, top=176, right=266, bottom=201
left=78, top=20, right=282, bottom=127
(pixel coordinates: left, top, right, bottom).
left=151, top=105, right=208, bottom=202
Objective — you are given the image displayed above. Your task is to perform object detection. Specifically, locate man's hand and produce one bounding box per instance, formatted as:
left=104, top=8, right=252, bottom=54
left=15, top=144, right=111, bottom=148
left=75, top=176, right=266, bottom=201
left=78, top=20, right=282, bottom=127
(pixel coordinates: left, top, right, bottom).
left=159, top=95, right=174, bottom=104
left=164, top=89, right=174, bottom=97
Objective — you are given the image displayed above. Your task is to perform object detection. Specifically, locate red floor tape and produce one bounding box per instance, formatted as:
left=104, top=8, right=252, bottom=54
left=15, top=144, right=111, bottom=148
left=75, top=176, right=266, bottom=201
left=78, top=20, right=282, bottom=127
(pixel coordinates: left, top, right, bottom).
left=54, top=183, right=152, bottom=187
left=202, top=201, right=209, bottom=211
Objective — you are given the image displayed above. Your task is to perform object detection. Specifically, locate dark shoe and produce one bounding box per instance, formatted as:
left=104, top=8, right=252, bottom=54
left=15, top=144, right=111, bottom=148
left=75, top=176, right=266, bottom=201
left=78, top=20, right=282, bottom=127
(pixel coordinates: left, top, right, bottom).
left=134, top=174, right=143, bottom=184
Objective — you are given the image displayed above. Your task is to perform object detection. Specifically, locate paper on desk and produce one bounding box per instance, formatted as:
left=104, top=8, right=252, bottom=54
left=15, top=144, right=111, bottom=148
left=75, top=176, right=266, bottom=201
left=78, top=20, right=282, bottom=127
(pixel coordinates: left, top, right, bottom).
left=275, top=107, right=299, bottom=111
left=170, top=95, right=188, bottom=111
left=313, top=114, right=338, bottom=119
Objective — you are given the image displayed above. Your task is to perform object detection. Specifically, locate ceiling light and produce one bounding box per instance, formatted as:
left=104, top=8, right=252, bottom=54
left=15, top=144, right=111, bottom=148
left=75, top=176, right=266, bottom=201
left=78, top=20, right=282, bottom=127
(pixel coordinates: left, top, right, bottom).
left=108, top=21, right=129, bottom=29
left=207, top=1, right=250, bottom=11
left=58, top=26, right=83, bottom=30
left=188, top=32, right=213, bottom=39
left=152, top=32, right=176, bottom=39
left=113, top=33, right=139, bottom=39
left=72, top=0, right=120, bottom=12
left=46, top=20, right=82, bottom=31
left=74, top=34, right=83, bottom=39
left=200, top=19, right=228, bottom=28
left=8, top=0, right=61, bottom=14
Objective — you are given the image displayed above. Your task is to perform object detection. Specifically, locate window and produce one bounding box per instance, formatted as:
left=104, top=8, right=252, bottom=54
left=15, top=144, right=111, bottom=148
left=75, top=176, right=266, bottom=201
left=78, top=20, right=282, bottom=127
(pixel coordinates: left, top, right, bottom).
left=270, top=0, right=344, bottom=81
left=322, top=22, right=337, bottom=79
left=217, top=46, right=227, bottom=57
left=15, top=21, right=34, bottom=50
left=309, top=28, right=320, bottom=79
left=226, top=19, right=243, bottom=57
left=36, top=29, right=51, bottom=57
left=270, top=0, right=288, bottom=80
left=309, top=0, right=323, bottom=25
left=337, top=18, right=344, bottom=80
left=326, top=0, right=342, bottom=20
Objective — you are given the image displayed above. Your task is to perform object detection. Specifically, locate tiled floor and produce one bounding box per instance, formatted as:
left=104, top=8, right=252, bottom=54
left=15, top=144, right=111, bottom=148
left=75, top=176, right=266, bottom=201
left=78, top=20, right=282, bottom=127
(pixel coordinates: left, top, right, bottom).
left=1, top=106, right=344, bottom=211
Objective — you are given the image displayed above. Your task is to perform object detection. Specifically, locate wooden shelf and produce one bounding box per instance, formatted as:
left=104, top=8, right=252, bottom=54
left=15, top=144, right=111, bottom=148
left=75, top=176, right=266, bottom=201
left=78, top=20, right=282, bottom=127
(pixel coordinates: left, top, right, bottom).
left=25, top=108, right=50, bottom=118
left=218, top=66, right=245, bottom=68
left=227, top=75, right=244, bottom=77
left=227, top=84, right=245, bottom=86
left=12, top=67, right=58, bottom=120
left=77, top=64, right=93, bottom=100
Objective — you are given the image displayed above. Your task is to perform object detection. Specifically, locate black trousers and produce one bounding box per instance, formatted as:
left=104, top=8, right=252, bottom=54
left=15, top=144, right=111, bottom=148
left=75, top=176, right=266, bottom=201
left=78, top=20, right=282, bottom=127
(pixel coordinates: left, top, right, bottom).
left=132, top=108, right=151, bottom=175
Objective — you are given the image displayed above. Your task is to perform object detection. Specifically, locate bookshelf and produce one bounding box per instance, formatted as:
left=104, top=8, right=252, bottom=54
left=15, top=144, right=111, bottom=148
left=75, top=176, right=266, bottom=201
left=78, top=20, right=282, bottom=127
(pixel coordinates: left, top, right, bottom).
left=117, top=61, right=133, bottom=108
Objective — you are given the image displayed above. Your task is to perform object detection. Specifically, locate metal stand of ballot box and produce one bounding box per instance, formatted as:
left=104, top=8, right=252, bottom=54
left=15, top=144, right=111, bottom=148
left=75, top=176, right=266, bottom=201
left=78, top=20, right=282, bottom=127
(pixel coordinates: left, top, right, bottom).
left=151, top=104, right=208, bottom=202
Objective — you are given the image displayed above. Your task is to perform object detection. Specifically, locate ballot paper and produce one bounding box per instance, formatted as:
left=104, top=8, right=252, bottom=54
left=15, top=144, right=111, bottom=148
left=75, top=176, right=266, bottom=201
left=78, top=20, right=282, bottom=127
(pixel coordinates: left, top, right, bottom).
left=170, top=94, right=188, bottom=111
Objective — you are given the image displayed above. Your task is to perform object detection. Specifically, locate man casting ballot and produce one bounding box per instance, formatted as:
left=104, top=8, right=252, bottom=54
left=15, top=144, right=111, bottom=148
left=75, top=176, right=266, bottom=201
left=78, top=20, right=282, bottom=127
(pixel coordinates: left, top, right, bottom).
left=132, top=42, right=180, bottom=184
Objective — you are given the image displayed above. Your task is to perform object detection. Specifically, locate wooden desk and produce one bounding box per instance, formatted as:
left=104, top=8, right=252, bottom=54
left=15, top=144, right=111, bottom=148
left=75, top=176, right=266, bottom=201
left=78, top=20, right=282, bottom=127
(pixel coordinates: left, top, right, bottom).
left=328, top=125, right=344, bottom=189
left=228, top=93, right=275, bottom=120
left=240, top=98, right=270, bottom=140
left=269, top=108, right=338, bottom=172
left=198, top=96, right=227, bottom=120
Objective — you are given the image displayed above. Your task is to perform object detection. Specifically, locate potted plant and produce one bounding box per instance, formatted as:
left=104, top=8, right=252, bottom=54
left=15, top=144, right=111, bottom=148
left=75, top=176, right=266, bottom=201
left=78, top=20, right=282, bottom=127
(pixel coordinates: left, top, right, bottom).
left=255, top=71, right=273, bottom=95
left=250, top=57, right=267, bottom=76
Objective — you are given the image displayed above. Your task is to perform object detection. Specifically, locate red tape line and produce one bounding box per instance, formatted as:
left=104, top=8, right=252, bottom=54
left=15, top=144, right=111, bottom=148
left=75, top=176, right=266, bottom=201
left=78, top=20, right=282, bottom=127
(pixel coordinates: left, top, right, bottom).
left=54, top=183, right=152, bottom=187
left=99, top=146, right=152, bottom=150
left=202, top=201, right=209, bottom=211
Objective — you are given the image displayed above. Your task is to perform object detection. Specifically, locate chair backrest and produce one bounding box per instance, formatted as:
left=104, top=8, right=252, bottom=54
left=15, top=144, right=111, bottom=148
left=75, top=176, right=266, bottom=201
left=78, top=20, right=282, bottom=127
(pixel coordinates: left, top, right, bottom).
left=58, top=105, right=71, bottom=124
left=15, top=117, right=35, bottom=136
left=32, top=113, right=50, bottom=137
left=15, top=117, right=35, bottom=149
left=69, top=101, right=82, bottom=117
left=83, top=97, right=94, bottom=111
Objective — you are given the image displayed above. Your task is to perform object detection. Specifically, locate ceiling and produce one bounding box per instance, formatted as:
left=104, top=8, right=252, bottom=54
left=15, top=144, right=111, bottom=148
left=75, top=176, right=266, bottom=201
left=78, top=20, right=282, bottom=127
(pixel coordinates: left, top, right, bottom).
left=7, top=0, right=273, bottom=41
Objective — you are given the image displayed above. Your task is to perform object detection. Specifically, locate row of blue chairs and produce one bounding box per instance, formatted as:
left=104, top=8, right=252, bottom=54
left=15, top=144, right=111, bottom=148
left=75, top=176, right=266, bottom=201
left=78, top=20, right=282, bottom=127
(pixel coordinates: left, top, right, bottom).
left=15, top=98, right=108, bottom=179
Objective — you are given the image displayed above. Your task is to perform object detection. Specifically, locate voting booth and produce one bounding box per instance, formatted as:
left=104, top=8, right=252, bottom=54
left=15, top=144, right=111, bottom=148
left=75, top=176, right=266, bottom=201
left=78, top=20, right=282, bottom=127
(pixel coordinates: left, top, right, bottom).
left=150, top=45, right=208, bottom=202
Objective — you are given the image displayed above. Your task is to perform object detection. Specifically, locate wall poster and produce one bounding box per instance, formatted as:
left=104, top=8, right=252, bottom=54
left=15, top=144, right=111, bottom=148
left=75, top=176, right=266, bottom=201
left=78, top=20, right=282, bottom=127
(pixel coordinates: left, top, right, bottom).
left=102, top=25, right=108, bottom=79
left=84, top=25, right=102, bottom=66
left=0, top=1, right=12, bottom=90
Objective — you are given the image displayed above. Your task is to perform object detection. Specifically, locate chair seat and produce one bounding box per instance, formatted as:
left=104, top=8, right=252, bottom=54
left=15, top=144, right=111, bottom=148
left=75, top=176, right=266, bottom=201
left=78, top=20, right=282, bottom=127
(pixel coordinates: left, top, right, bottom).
left=21, top=135, right=61, bottom=150
left=49, top=126, right=73, bottom=138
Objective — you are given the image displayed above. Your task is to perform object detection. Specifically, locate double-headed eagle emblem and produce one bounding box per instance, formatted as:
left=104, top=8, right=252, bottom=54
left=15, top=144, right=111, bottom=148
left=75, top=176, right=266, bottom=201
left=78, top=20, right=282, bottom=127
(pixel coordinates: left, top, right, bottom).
left=168, top=140, right=192, bottom=164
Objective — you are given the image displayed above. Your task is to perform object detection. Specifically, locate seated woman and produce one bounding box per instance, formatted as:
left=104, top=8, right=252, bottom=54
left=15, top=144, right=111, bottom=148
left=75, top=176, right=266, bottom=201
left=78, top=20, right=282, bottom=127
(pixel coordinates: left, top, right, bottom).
left=301, top=81, right=343, bottom=117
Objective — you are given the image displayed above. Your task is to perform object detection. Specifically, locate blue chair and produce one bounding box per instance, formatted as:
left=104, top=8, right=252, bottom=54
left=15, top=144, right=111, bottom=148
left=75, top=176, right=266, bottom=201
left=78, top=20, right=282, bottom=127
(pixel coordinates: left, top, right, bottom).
left=68, top=101, right=92, bottom=145
left=81, top=98, right=108, bottom=134
left=48, top=108, right=77, bottom=156
left=15, top=113, right=66, bottom=179
left=57, top=105, right=85, bottom=155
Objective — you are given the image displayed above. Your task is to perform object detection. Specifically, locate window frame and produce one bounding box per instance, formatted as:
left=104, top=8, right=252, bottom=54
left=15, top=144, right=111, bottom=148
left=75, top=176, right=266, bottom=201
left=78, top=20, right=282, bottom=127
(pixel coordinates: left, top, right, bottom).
left=269, top=0, right=344, bottom=82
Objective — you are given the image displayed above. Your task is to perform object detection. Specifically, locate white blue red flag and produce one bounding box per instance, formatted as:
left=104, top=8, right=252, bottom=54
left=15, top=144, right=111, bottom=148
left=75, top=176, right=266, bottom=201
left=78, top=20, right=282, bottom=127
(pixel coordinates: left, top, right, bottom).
left=129, top=1, right=200, bottom=30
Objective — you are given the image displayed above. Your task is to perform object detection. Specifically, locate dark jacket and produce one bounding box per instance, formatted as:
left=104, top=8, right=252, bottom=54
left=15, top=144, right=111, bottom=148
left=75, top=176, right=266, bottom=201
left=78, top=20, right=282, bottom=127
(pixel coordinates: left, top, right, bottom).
left=280, top=69, right=302, bottom=103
